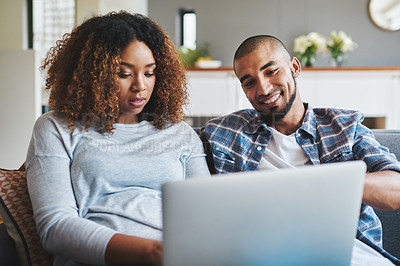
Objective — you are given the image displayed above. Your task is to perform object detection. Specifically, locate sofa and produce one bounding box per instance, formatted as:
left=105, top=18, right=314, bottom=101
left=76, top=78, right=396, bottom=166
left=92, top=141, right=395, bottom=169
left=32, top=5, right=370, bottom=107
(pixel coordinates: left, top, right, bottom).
left=0, top=166, right=52, bottom=266
left=0, top=129, right=399, bottom=265
left=371, top=129, right=400, bottom=258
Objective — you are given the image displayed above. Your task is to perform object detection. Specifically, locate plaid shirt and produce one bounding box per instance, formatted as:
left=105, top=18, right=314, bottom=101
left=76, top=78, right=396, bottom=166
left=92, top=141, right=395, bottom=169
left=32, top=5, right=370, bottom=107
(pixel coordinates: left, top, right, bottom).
left=199, top=104, right=400, bottom=263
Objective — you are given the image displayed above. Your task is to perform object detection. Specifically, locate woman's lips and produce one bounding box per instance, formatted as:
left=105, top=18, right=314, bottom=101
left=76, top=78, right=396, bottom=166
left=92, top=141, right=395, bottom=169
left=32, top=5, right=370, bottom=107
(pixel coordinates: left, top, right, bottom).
left=128, top=97, right=146, bottom=107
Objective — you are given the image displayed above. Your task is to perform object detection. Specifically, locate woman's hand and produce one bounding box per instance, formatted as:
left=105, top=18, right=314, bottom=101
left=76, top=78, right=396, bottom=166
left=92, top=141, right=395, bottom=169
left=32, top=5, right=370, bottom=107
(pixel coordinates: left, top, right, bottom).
left=105, top=233, right=163, bottom=265
left=148, top=240, right=163, bottom=266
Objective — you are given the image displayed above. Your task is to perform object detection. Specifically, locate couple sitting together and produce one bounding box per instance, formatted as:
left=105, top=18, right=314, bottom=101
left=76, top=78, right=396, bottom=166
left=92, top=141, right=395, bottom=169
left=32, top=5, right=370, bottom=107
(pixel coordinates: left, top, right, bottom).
left=26, top=11, right=400, bottom=266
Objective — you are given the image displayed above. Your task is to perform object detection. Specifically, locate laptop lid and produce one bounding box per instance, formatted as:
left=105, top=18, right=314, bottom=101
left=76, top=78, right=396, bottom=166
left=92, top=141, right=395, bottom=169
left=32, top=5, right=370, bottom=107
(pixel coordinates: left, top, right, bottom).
left=162, top=161, right=366, bottom=266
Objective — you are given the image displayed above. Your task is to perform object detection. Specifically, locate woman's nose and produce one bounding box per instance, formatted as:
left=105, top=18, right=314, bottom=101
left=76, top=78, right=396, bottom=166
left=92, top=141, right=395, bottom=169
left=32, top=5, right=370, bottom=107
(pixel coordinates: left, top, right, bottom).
left=130, top=75, right=146, bottom=92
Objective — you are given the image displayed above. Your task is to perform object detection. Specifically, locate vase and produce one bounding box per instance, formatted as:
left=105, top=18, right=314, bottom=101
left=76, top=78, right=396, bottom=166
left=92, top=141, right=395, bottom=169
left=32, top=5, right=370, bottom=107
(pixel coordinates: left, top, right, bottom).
left=331, top=55, right=345, bottom=67
left=302, top=56, right=316, bottom=67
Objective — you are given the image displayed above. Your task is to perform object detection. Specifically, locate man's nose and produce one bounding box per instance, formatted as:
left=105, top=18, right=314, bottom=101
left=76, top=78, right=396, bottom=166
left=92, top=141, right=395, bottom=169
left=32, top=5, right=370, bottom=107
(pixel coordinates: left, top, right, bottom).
left=257, top=78, right=273, bottom=95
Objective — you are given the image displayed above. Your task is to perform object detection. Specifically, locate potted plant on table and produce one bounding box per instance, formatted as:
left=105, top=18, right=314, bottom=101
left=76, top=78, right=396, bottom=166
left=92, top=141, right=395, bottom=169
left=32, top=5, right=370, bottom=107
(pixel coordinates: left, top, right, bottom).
left=293, top=32, right=326, bottom=67
left=326, top=30, right=358, bottom=67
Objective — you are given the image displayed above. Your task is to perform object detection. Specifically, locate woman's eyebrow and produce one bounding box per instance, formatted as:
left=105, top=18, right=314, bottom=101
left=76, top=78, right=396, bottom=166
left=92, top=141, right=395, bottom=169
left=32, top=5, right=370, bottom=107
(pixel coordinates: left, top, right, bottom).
left=120, top=62, right=134, bottom=67
left=120, top=62, right=156, bottom=68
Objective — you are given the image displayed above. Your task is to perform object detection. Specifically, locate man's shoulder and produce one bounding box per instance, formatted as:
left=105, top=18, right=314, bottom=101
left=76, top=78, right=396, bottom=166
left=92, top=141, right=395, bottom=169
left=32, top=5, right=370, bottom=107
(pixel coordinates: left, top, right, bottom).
left=312, top=107, right=364, bottom=126
left=203, top=109, right=258, bottom=132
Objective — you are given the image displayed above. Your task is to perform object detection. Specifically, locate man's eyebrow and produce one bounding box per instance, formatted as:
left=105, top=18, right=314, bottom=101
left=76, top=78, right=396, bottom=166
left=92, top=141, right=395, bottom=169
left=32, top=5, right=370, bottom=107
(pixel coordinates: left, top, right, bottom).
left=239, top=61, right=277, bottom=83
left=240, top=74, right=251, bottom=84
left=120, top=62, right=156, bottom=68
left=260, top=61, right=277, bottom=71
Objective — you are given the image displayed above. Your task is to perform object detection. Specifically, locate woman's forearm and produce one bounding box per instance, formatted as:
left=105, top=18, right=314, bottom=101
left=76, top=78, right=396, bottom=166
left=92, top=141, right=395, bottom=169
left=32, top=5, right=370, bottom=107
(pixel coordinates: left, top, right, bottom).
left=105, top=233, right=162, bottom=265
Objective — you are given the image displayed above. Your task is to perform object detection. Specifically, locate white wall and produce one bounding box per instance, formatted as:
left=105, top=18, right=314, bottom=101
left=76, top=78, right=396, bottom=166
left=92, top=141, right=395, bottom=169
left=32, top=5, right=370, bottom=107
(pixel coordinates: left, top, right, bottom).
left=0, top=50, right=41, bottom=169
left=0, top=0, right=40, bottom=169
left=76, top=0, right=148, bottom=25
left=0, top=0, right=27, bottom=50
left=148, top=0, right=400, bottom=67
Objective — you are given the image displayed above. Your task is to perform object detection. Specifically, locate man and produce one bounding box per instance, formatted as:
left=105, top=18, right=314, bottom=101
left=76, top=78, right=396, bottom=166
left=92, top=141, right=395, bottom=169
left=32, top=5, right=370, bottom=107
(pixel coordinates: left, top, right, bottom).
left=199, top=35, right=400, bottom=265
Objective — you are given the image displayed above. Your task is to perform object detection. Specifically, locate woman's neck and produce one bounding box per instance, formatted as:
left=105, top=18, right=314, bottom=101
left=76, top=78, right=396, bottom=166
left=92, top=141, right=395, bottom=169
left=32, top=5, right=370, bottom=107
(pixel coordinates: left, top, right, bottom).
left=117, top=114, right=138, bottom=124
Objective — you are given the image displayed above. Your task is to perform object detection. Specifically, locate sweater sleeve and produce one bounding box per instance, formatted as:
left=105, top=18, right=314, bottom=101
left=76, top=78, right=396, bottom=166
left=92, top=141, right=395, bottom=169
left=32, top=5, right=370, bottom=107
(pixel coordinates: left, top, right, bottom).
left=25, top=113, right=116, bottom=264
left=182, top=124, right=211, bottom=179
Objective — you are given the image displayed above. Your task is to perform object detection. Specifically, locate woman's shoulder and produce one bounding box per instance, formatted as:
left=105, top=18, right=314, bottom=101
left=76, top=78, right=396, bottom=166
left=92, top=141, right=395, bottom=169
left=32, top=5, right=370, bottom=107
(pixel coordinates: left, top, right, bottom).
left=34, top=111, right=67, bottom=130
left=29, top=112, right=74, bottom=154
left=33, top=111, right=87, bottom=137
left=166, top=121, right=196, bottom=133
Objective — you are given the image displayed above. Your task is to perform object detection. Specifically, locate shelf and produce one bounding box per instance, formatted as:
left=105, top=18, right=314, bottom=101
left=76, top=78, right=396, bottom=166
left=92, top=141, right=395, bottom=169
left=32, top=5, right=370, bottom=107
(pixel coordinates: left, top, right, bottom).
left=187, top=66, right=400, bottom=72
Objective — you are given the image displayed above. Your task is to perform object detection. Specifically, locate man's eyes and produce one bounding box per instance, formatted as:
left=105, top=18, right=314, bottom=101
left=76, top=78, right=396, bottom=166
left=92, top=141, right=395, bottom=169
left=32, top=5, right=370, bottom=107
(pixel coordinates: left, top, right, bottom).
left=267, top=68, right=278, bottom=75
left=243, top=80, right=255, bottom=88
left=242, top=69, right=278, bottom=88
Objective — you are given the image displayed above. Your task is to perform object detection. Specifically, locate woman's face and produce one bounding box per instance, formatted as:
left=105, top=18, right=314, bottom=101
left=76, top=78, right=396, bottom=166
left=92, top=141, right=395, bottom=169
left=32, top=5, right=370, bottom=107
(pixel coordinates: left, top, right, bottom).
left=117, top=40, right=156, bottom=124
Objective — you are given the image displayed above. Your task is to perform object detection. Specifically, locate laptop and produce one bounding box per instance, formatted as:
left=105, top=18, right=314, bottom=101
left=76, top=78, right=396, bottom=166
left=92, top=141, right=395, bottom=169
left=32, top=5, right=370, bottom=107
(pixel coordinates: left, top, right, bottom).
left=162, top=161, right=366, bottom=266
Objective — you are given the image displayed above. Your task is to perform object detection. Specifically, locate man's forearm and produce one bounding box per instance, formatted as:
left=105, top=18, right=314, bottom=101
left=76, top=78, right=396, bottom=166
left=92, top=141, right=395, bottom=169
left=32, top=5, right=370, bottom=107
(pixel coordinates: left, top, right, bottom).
left=363, top=170, right=400, bottom=211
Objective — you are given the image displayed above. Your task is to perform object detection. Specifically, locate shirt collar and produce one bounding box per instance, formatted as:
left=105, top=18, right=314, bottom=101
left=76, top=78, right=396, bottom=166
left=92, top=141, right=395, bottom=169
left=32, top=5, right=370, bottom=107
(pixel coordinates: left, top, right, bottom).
left=243, top=104, right=317, bottom=139
left=298, top=103, right=317, bottom=140
left=242, top=109, right=270, bottom=135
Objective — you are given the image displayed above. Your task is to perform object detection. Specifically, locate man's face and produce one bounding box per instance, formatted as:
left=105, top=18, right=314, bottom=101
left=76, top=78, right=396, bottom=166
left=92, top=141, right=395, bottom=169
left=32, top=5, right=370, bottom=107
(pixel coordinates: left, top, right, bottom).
left=234, top=44, right=301, bottom=124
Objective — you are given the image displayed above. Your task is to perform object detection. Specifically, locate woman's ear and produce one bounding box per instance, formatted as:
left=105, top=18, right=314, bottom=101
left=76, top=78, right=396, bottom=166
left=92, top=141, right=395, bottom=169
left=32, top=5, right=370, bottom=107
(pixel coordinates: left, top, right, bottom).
left=67, top=84, right=73, bottom=95
left=290, top=57, right=301, bottom=78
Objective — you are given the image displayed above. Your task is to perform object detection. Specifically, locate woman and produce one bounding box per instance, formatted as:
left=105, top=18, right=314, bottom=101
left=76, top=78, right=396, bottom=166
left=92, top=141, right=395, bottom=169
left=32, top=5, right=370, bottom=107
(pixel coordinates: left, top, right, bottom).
left=26, top=11, right=210, bottom=265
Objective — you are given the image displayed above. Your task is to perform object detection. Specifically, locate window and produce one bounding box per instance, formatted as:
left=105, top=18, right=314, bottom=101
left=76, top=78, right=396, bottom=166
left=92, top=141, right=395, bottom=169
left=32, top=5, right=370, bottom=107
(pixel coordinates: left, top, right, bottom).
left=29, top=0, right=76, bottom=113
left=32, top=0, right=75, bottom=53
left=179, top=8, right=196, bottom=49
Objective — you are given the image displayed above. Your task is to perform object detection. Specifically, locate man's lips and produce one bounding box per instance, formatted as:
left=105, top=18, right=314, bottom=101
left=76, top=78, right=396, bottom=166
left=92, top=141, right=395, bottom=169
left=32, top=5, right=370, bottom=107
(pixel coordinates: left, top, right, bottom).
left=257, top=92, right=281, bottom=106
left=128, top=97, right=146, bottom=107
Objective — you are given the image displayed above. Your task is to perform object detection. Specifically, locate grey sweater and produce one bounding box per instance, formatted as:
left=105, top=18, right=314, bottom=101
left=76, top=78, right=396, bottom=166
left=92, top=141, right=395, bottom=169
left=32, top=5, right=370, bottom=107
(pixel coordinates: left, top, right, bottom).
left=25, top=111, right=210, bottom=265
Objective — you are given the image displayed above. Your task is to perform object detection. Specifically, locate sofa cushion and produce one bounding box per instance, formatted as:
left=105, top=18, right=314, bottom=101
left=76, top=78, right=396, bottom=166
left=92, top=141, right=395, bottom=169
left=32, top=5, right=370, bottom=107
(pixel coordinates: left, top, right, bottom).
left=0, top=168, right=53, bottom=266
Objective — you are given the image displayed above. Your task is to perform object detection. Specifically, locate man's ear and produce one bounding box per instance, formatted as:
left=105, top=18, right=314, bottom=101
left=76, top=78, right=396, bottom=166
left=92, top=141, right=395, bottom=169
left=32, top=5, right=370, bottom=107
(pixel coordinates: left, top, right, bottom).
left=290, top=57, right=301, bottom=78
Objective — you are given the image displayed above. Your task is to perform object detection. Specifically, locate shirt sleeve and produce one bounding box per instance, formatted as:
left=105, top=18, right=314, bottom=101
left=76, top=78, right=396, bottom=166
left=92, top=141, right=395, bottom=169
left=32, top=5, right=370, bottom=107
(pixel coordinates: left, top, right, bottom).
left=352, top=122, right=400, bottom=173
left=25, top=114, right=115, bottom=264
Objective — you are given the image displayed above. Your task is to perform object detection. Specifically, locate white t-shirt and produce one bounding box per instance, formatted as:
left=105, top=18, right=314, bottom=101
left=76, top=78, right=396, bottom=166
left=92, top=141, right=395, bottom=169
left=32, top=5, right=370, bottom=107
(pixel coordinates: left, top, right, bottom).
left=258, top=127, right=311, bottom=170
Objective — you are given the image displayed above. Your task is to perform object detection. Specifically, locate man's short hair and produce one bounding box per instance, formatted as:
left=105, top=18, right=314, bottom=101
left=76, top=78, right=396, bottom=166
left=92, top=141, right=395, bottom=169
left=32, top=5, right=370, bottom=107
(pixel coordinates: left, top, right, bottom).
left=233, top=35, right=291, bottom=65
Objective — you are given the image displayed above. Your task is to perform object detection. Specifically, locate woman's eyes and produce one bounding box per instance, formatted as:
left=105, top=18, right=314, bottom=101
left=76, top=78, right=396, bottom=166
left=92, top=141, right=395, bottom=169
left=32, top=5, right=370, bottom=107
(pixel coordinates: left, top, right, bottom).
left=118, top=73, right=131, bottom=78
left=118, top=72, right=155, bottom=78
left=144, top=73, right=155, bottom=77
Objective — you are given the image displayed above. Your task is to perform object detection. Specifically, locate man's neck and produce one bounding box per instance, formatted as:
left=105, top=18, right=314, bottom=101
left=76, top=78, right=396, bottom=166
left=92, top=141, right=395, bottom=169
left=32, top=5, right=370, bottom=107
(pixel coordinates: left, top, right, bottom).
left=268, top=103, right=306, bottom=135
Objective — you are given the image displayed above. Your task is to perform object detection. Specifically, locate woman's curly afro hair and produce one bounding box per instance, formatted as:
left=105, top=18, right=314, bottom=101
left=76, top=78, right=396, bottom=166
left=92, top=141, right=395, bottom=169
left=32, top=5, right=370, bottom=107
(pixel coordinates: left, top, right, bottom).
left=41, top=11, right=188, bottom=132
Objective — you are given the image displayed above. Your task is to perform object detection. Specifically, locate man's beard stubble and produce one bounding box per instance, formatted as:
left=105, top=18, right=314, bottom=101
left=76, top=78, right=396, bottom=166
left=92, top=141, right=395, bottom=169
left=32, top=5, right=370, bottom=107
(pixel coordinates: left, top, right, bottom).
left=260, top=71, right=297, bottom=126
